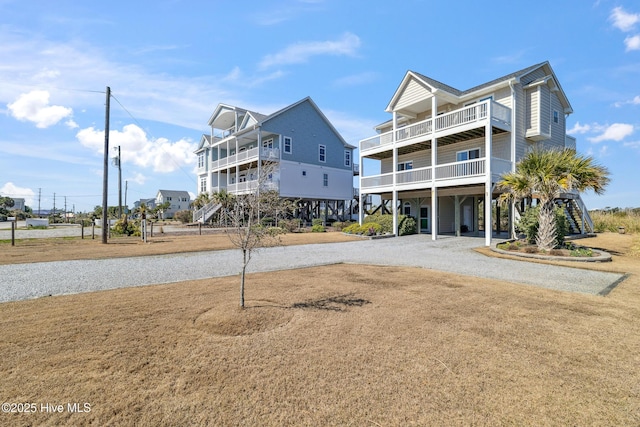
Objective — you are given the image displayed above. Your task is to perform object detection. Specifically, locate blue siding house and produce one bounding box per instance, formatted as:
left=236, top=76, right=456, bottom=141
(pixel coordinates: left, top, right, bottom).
left=195, top=97, right=356, bottom=222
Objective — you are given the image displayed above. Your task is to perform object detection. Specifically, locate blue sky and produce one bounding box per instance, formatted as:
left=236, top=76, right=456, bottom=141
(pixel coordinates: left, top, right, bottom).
left=1, top=0, right=639, bottom=213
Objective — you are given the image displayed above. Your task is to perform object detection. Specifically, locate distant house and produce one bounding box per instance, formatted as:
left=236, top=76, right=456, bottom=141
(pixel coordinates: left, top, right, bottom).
left=194, top=96, right=357, bottom=223
left=155, top=190, right=191, bottom=219
left=359, top=61, right=591, bottom=246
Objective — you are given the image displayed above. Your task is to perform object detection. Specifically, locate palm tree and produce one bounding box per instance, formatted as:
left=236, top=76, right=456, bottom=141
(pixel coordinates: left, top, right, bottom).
left=213, top=189, right=235, bottom=226
left=498, top=148, right=609, bottom=251
left=191, top=192, right=212, bottom=210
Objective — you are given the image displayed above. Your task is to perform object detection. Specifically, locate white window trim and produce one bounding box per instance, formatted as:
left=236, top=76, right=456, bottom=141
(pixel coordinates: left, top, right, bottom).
left=344, top=150, right=351, bottom=167
left=319, top=144, right=326, bottom=163
left=283, top=136, right=292, bottom=154
left=456, top=148, right=481, bottom=161
left=397, top=160, right=413, bottom=171
left=553, top=110, right=560, bottom=124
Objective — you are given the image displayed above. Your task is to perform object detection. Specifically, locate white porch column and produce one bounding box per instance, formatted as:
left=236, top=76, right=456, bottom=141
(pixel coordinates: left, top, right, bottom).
left=485, top=117, right=493, bottom=246
left=257, top=129, right=262, bottom=188
left=431, top=95, right=438, bottom=241
left=392, top=146, right=398, bottom=234
left=455, top=195, right=460, bottom=237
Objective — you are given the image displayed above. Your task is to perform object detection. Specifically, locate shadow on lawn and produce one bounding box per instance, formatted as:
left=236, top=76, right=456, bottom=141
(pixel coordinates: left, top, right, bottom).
left=292, top=294, right=371, bottom=312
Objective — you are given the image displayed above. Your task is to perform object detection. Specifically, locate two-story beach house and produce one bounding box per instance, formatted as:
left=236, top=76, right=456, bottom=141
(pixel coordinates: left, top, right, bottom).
left=359, top=61, right=592, bottom=246
left=194, top=97, right=357, bottom=223
left=155, top=190, right=191, bottom=219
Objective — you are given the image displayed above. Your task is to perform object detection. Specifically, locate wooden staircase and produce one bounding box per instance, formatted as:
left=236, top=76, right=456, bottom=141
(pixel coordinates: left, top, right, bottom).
left=561, top=193, right=593, bottom=234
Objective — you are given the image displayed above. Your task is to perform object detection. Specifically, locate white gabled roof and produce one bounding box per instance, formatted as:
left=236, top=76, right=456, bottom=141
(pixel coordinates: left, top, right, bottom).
left=386, top=61, right=572, bottom=116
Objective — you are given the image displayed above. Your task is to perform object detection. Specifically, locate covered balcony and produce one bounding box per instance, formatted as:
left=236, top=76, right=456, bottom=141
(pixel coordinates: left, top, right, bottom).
left=210, top=147, right=280, bottom=171
left=360, top=156, right=513, bottom=193
left=360, top=100, right=511, bottom=155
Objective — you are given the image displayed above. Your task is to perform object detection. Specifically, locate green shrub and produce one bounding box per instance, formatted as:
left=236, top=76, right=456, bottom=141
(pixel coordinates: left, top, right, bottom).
left=312, top=218, right=324, bottom=227
left=343, top=223, right=361, bottom=234
left=361, top=222, right=382, bottom=236
left=261, top=217, right=275, bottom=227
left=311, top=224, right=325, bottom=232
left=112, top=218, right=140, bottom=236
left=363, top=214, right=394, bottom=234
left=517, top=206, right=569, bottom=247
left=333, top=221, right=353, bottom=231
left=398, top=216, right=416, bottom=236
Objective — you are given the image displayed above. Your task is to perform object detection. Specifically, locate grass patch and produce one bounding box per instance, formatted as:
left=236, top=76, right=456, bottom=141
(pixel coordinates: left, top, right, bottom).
left=591, top=210, right=640, bottom=233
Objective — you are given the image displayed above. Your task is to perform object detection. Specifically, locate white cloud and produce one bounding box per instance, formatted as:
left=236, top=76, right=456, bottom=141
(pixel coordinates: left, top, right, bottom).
left=7, top=90, right=73, bottom=128
left=614, top=95, right=640, bottom=107
left=259, top=33, right=361, bottom=69
left=625, top=34, right=640, bottom=51
left=76, top=124, right=197, bottom=173
left=126, top=172, right=147, bottom=185
left=333, top=72, right=378, bottom=87
left=0, top=182, right=35, bottom=207
left=567, top=122, right=591, bottom=134
left=623, top=140, right=640, bottom=149
left=610, top=6, right=640, bottom=32
left=588, top=123, right=634, bottom=143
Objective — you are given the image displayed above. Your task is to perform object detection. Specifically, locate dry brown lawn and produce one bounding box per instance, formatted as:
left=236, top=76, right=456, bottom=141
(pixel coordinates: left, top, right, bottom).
left=1, top=233, right=639, bottom=425
left=0, top=231, right=359, bottom=265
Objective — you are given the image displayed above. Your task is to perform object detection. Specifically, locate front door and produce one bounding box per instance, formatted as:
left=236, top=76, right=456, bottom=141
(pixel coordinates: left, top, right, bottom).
left=420, top=206, right=430, bottom=232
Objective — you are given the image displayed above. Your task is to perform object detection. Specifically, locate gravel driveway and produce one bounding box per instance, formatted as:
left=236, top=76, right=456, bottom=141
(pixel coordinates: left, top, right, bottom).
left=0, top=235, right=626, bottom=303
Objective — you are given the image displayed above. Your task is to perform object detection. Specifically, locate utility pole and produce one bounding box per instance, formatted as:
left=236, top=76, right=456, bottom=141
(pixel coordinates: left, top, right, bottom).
left=117, top=145, right=122, bottom=219
left=53, top=192, right=56, bottom=220
left=38, top=188, right=41, bottom=217
left=102, top=86, right=111, bottom=244
left=64, top=196, right=67, bottom=223
left=124, top=180, right=128, bottom=216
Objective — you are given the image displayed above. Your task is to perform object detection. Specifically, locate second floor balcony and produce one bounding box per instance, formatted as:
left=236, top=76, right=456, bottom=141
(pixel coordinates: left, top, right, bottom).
left=360, top=100, right=512, bottom=154
left=210, top=147, right=280, bottom=171
left=360, top=156, right=513, bottom=192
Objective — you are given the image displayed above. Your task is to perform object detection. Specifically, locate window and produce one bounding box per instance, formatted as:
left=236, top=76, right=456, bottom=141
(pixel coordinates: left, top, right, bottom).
left=403, top=202, right=411, bottom=216
left=199, top=177, right=207, bottom=194
left=397, top=161, right=413, bottom=171
left=323, top=173, right=328, bottom=187
left=319, top=145, right=326, bottom=162
left=302, top=170, right=307, bottom=177
left=456, top=148, right=480, bottom=162
left=553, top=110, right=559, bottom=124
left=198, top=153, right=204, bottom=168
left=263, top=139, right=273, bottom=149
left=284, top=137, right=292, bottom=154
left=344, top=150, right=351, bottom=167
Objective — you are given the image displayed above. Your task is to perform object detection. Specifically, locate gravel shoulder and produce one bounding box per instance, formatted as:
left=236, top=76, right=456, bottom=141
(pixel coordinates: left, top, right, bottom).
left=0, top=235, right=626, bottom=303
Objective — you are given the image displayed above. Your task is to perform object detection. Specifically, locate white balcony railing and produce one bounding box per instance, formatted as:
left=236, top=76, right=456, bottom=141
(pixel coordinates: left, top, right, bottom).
left=210, top=147, right=280, bottom=171
left=227, top=180, right=279, bottom=194
left=360, top=157, right=517, bottom=191
left=360, top=100, right=511, bottom=153
left=396, top=166, right=432, bottom=185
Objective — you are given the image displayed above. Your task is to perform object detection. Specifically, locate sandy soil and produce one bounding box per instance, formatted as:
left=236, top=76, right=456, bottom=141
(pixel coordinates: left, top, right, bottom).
left=0, top=233, right=638, bottom=425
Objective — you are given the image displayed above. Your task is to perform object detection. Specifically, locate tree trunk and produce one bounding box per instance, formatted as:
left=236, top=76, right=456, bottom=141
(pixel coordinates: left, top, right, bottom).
left=536, top=201, right=557, bottom=251
left=240, top=249, right=246, bottom=308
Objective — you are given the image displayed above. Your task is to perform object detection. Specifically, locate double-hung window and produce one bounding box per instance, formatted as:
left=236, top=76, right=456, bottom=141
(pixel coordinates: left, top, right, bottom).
left=283, top=137, right=292, bottom=154
left=323, top=173, right=328, bottom=187
left=319, top=145, right=326, bottom=163
left=344, top=150, right=351, bottom=167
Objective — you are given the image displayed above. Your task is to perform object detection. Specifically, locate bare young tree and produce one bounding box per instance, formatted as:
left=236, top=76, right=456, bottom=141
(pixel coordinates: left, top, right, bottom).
left=225, top=162, right=293, bottom=308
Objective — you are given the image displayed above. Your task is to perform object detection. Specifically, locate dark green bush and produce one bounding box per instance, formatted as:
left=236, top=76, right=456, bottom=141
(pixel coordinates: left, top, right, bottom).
left=517, top=206, right=570, bottom=247
left=311, top=218, right=324, bottom=227
left=112, top=218, right=140, bottom=236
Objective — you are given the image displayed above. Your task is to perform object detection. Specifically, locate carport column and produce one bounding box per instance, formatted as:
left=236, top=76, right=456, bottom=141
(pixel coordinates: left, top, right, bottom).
left=392, top=145, right=398, bottom=235
left=431, top=95, right=438, bottom=241
left=455, top=195, right=460, bottom=237
left=484, top=118, right=493, bottom=247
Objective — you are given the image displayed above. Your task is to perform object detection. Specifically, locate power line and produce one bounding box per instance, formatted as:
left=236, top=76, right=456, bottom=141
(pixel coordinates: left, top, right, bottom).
left=110, top=92, right=197, bottom=185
